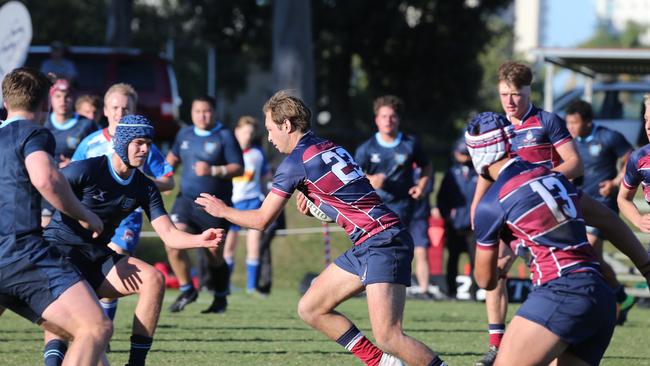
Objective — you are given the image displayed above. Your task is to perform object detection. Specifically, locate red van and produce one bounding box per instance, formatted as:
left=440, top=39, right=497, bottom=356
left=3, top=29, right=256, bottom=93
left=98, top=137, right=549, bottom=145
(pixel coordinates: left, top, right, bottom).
left=25, top=46, right=182, bottom=142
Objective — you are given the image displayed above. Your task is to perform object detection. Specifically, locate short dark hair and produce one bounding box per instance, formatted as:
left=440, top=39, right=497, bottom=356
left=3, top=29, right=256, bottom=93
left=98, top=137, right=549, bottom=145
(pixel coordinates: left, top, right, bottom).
left=263, top=90, right=311, bottom=132
left=373, top=95, right=404, bottom=116
left=2, top=67, right=52, bottom=112
left=498, top=61, right=533, bottom=88
left=193, top=95, right=216, bottom=109
left=565, top=100, right=593, bottom=122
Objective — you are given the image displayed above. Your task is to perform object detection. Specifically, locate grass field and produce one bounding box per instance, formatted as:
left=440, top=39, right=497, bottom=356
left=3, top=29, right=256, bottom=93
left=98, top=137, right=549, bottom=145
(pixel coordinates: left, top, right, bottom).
left=4, top=171, right=650, bottom=365
left=1, top=289, right=649, bottom=365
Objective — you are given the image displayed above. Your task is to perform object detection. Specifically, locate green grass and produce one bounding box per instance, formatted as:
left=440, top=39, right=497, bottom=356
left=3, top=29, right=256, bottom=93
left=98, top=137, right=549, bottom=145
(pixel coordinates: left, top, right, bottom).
left=5, top=170, right=648, bottom=364
left=1, top=289, right=649, bottom=365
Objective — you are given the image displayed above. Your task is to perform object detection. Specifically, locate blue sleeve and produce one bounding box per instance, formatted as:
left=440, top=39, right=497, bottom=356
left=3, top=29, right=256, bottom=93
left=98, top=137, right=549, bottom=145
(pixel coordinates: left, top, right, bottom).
left=543, top=113, right=572, bottom=146
left=141, top=179, right=167, bottom=222
left=23, top=128, right=55, bottom=158
left=170, top=129, right=182, bottom=158
left=220, top=130, right=244, bottom=166
left=623, top=151, right=642, bottom=189
left=354, top=142, right=370, bottom=171
left=473, top=192, right=506, bottom=250
left=143, top=144, right=174, bottom=179
left=59, top=159, right=92, bottom=190
left=271, top=154, right=305, bottom=198
left=71, top=134, right=91, bottom=161
left=607, top=130, right=633, bottom=158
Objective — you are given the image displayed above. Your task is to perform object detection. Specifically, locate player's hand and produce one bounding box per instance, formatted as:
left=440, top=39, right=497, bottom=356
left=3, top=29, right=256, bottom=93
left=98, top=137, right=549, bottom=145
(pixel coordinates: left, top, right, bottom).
left=598, top=180, right=616, bottom=197
left=79, top=209, right=103, bottom=238
left=408, top=185, right=424, bottom=200
left=58, top=155, right=71, bottom=169
left=199, top=228, right=225, bottom=248
left=636, top=214, right=650, bottom=234
left=367, top=173, right=386, bottom=190
left=194, top=161, right=211, bottom=176
left=195, top=193, right=226, bottom=218
left=296, top=193, right=312, bottom=217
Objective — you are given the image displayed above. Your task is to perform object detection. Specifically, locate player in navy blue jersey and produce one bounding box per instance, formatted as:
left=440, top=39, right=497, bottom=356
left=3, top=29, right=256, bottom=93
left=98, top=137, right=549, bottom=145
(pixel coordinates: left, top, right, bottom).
left=196, top=91, right=446, bottom=366
left=40, top=114, right=224, bottom=366
left=619, top=94, right=650, bottom=245
left=71, top=83, right=175, bottom=335
left=165, top=96, right=244, bottom=314
left=41, top=78, right=98, bottom=227
left=468, top=112, right=650, bottom=366
left=566, top=100, right=634, bottom=323
left=472, top=61, right=584, bottom=365
left=0, top=67, right=111, bottom=365
left=355, top=95, right=433, bottom=297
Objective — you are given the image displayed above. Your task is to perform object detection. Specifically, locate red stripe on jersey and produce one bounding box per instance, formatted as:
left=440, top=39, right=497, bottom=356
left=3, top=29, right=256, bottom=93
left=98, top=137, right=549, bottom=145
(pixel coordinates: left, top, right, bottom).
left=516, top=144, right=559, bottom=166
left=509, top=204, right=561, bottom=238
left=303, top=140, right=336, bottom=162
left=271, top=187, right=292, bottom=198
left=553, top=136, right=572, bottom=147
left=528, top=244, right=597, bottom=285
left=637, top=154, right=650, bottom=170
left=499, top=166, right=547, bottom=200
left=312, top=171, right=346, bottom=194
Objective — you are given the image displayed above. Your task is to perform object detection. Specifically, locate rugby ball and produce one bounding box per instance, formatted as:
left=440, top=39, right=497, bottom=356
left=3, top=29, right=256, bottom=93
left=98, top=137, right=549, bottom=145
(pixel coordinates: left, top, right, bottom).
left=302, top=193, right=334, bottom=223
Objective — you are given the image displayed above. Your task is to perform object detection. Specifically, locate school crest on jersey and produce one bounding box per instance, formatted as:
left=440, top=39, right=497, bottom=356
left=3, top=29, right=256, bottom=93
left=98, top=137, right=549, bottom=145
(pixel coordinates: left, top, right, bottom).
left=394, top=153, right=407, bottom=165
left=180, top=140, right=189, bottom=150
left=204, top=141, right=219, bottom=154
left=66, top=136, right=80, bottom=149
left=522, top=129, right=536, bottom=145
left=121, top=197, right=136, bottom=211
left=589, top=143, right=602, bottom=157
left=370, top=153, right=381, bottom=163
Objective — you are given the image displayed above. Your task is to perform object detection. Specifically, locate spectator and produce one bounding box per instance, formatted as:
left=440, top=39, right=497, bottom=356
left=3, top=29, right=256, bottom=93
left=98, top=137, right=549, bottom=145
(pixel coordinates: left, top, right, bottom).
left=40, top=41, right=78, bottom=82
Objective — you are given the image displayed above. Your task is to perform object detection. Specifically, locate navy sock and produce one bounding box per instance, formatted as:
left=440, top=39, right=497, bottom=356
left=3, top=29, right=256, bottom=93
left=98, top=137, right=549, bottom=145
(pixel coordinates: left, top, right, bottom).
left=225, top=256, right=235, bottom=276
left=427, top=356, right=447, bottom=366
left=44, top=339, right=67, bottom=366
left=100, top=298, right=118, bottom=321
left=211, top=262, right=231, bottom=296
left=128, top=334, right=153, bottom=366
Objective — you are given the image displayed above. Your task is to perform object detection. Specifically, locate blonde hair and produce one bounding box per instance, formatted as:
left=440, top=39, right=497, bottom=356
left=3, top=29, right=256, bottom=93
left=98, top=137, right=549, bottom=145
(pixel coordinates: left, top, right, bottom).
left=644, top=93, right=650, bottom=109
left=236, top=115, right=258, bottom=130
left=75, top=94, right=101, bottom=111
left=262, top=90, right=311, bottom=132
left=104, top=83, right=137, bottom=106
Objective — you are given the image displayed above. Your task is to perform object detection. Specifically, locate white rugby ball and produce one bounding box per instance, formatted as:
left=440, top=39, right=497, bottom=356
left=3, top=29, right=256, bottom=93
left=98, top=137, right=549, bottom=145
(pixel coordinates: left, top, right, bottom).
left=302, top=194, right=334, bottom=223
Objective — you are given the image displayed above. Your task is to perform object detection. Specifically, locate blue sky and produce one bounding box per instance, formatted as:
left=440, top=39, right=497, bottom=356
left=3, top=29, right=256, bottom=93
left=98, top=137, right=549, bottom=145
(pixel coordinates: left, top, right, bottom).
left=545, top=0, right=597, bottom=47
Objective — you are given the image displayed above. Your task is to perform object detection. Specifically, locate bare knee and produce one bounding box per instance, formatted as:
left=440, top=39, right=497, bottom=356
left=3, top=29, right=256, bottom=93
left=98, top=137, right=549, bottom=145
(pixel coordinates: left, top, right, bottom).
left=372, top=328, right=403, bottom=353
left=297, top=296, right=318, bottom=325
left=144, top=267, right=166, bottom=294
left=74, top=317, right=113, bottom=343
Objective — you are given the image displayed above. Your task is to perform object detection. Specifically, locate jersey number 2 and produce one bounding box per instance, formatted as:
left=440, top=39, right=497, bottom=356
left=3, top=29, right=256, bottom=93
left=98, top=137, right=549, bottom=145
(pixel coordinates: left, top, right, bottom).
left=322, top=148, right=364, bottom=184
left=530, top=177, right=577, bottom=223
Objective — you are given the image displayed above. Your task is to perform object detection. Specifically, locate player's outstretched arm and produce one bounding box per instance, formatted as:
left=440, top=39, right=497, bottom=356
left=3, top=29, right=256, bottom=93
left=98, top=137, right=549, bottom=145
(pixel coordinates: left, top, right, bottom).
left=150, top=214, right=224, bottom=249
left=195, top=192, right=288, bottom=231
left=581, top=193, right=650, bottom=284
left=26, top=151, right=103, bottom=236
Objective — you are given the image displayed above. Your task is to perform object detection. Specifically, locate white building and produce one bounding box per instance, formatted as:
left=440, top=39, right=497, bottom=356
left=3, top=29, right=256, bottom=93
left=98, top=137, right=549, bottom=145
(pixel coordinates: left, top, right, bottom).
left=513, top=0, right=546, bottom=60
